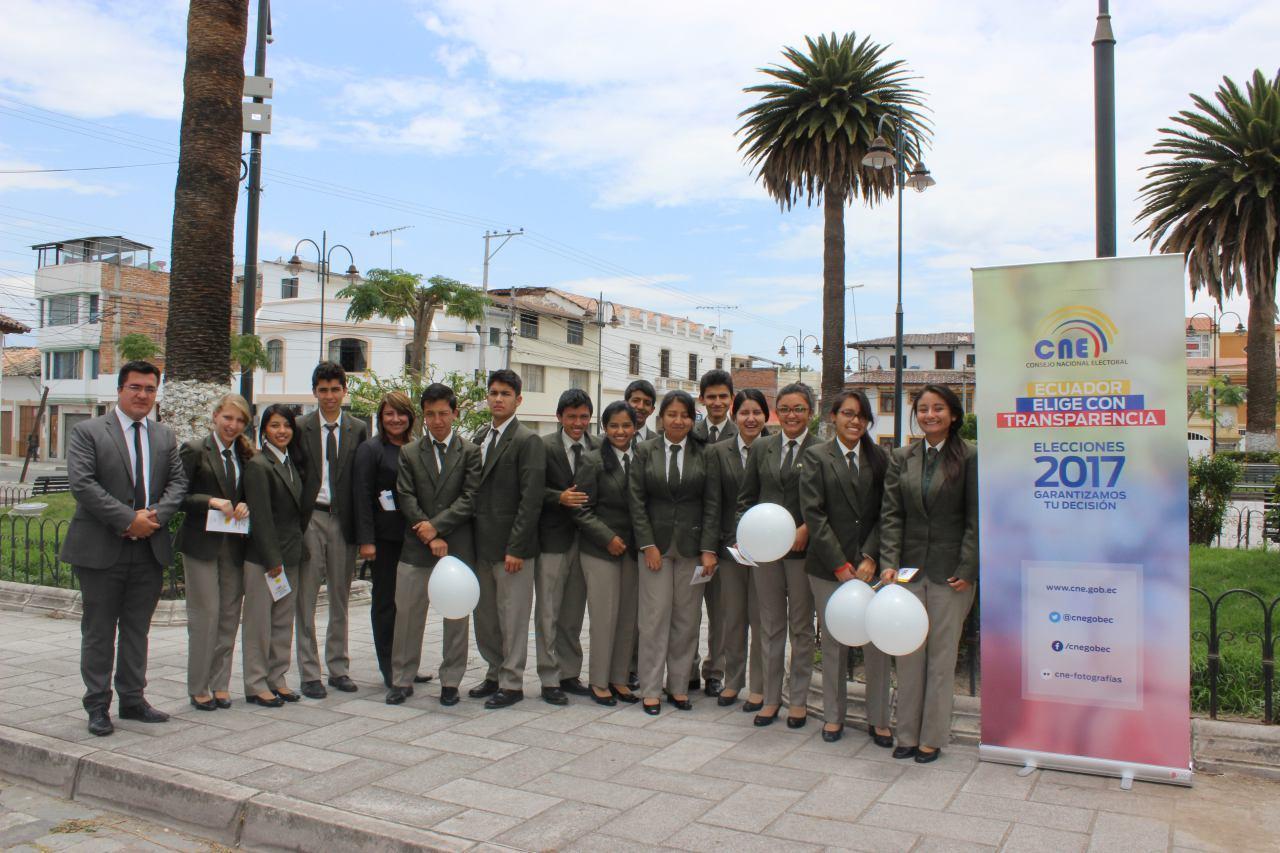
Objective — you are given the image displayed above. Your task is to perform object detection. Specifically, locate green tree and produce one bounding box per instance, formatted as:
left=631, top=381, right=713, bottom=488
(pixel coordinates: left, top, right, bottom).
left=347, top=367, right=489, bottom=439
left=118, top=333, right=161, bottom=363
left=230, top=333, right=270, bottom=374
left=737, top=32, right=929, bottom=408
left=336, top=269, right=488, bottom=378
left=1138, top=69, right=1280, bottom=451
left=1188, top=454, right=1242, bottom=545
left=1187, top=375, right=1247, bottom=425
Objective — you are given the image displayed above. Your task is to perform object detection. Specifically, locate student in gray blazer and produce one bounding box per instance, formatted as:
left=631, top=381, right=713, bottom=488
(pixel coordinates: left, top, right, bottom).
left=799, top=390, right=890, bottom=745
left=177, top=393, right=253, bottom=711
left=734, top=382, right=820, bottom=729
left=705, top=388, right=768, bottom=710
left=241, top=404, right=310, bottom=707
left=629, top=390, right=720, bottom=715
left=468, top=369, right=546, bottom=709
left=879, top=384, right=979, bottom=764
left=296, top=361, right=369, bottom=699
left=625, top=379, right=657, bottom=447
left=61, top=361, right=187, bottom=736
left=388, top=383, right=482, bottom=707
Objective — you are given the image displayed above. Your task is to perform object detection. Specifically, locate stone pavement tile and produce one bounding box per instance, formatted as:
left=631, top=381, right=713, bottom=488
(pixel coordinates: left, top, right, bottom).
left=232, top=763, right=297, bottom=792
left=470, top=746, right=576, bottom=787
left=522, top=771, right=655, bottom=810
left=698, top=782, right=803, bottom=833
left=694, top=756, right=825, bottom=792
left=326, top=785, right=464, bottom=829
left=242, top=740, right=358, bottom=772
left=624, top=764, right=744, bottom=801
left=1086, top=812, right=1172, bottom=853
left=592, top=705, right=668, bottom=729
left=677, top=820, right=823, bottom=853
left=1171, top=827, right=1231, bottom=852
left=719, top=729, right=807, bottom=765
left=200, top=718, right=310, bottom=754
left=777, top=748, right=905, bottom=783
left=495, top=723, right=607, bottom=755
left=167, top=707, right=266, bottom=732
left=446, top=707, right=546, bottom=737
left=255, top=703, right=352, bottom=727
left=284, top=714, right=392, bottom=747
left=328, top=736, right=443, bottom=766
left=860, top=803, right=1008, bottom=846
left=430, top=808, right=523, bottom=842
left=789, top=775, right=888, bottom=820
left=949, top=791, right=1094, bottom=833
left=521, top=703, right=614, bottom=733
left=648, top=715, right=755, bottom=743
left=564, top=833, right=670, bottom=852
left=370, top=709, right=465, bottom=743
left=958, top=760, right=1037, bottom=800
left=641, top=735, right=734, bottom=772
left=411, top=730, right=527, bottom=760
left=280, top=759, right=402, bottom=803
left=1032, top=780, right=1175, bottom=820
left=1002, top=823, right=1089, bottom=853
left=911, top=837, right=996, bottom=853
left=597, top=791, right=715, bottom=843
left=371, top=752, right=490, bottom=797
left=494, top=799, right=618, bottom=849
left=766, top=812, right=918, bottom=852
left=557, top=742, right=661, bottom=781
left=143, top=745, right=272, bottom=779
left=426, top=778, right=561, bottom=819
left=877, top=765, right=968, bottom=809
left=323, top=698, right=426, bottom=721
left=574, top=720, right=682, bottom=749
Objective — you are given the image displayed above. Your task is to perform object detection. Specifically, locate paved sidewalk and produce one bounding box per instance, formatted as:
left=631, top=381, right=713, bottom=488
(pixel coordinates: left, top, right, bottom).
left=2, top=605, right=1279, bottom=851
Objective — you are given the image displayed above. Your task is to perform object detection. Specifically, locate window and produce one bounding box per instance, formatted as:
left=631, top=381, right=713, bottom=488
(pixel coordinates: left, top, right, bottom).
left=878, top=435, right=896, bottom=449
left=88, top=295, right=100, bottom=323
left=520, top=312, right=539, bottom=340
left=715, top=358, right=723, bottom=370
left=569, top=369, right=590, bottom=390
left=888, top=354, right=900, bottom=369
left=266, top=339, right=283, bottom=373
left=455, top=343, right=465, bottom=353
left=659, top=349, right=671, bottom=378
left=518, top=363, right=545, bottom=393
left=328, top=338, right=368, bottom=373
left=966, top=353, right=975, bottom=367
left=404, top=344, right=413, bottom=367
left=688, top=353, right=698, bottom=381
left=281, top=277, right=299, bottom=299
left=879, top=392, right=895, bottom=414
left=629, top=343, right=641, bottom=375
left=489, top=327, right=501, bottom=346
left=47, top=350, right=81, bottom=379
left=89, top=348, right=99, bottom=378
left=46, top=295, right=79, bottom=327
left=566, top=319, right=584, bottom=345
left=935, top=350, right=955, bottom=370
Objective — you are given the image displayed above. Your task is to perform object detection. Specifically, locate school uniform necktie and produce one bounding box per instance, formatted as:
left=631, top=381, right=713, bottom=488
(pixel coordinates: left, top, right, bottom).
left=571, top=443, right=583, bottom=474
left=623, top=453, right=631, bottom=479
left=222, top=448, right=237, bottom=495
left=847, top=449, right=858, bottom=473
left=668, top=444, right=681, bottom=489
left=924, top=446, right=940, bottom=499
left=486, top=428, right=499, bottom=461
left=131, top=422, right=146, bottom=509
left=324, top=423, right=338, bottom=499
left=434, top=440, right=448, bottom=473
left=781, top=439, right=798, bottom=477
left=709, top=425, right=719, bottom=443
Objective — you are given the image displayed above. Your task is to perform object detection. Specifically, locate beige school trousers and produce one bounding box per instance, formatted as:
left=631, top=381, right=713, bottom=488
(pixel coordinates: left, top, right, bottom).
left=184, top=540, right=244, bottom=697
left=810, top=575, right=890, bottom=728
left=894, top=577, right=976, bottom=748
left=390, top=561, right=469, bottom=689
left=473, top=558, right=535, bottom=691
left=753, top=557, right=815, bottom=709
left=296, top=509, right=356, bottom=682
left=241, top=561, right=293, bottom=696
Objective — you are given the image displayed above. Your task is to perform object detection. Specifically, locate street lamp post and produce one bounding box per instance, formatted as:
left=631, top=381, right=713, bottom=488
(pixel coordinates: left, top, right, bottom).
left=592, top=292, right=620, bottom=430
left=846, top=284, right=865, bottom=371
left=1187, top=308, right=1244, bottom=453
left=862, top=106, right=936, bottom=446
left=288, top=231, right=358, bottom=362
left=778, top=332, right=821, bottom=382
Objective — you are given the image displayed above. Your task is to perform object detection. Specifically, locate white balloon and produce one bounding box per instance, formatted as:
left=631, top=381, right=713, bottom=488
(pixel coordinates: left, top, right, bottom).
left=428, top=556, right=480, bottom=619
left=866, top=584, right=929, bottom=656
left=736, top=503, right=796, bottom=563
left=823, top=579, right=875, bottom=647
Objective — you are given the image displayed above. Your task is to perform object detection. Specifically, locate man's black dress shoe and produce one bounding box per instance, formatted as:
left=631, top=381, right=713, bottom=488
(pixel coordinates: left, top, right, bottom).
left=914, top=748, right=941, bottom=764
left=892, top=746, right=919, bottom=760
left=541, top=686, right=569, bottom=706
left=703, top=677, right=723, bottom=697
left=328, top=675, right=358, bottom=692
left=385, top=686, right=412, bottom=705
left=742, top=699, right=763, bottom=713
left=439, top=686, right=460, bottom=707
left=468, top=679, right=499, bottom=699
left=786, top=714, right=807, bottom=730
left=867, top=725, right=894, bottom=749
left=246, top=693, right=285, bottom=708
left=414, top=673, right=434, bottom=683
left=273, top=689, right=300, bottom=703
left=687, top=676, right=700, bottom=692
left=485, top=688, right=524, bottom=709
left=214, top=697, right=232, bottom=709
left=87, top=708, right=113, bottom=737
left=666, top=695, right=693, bottom=711
left=560, top=678, right=592, bottom=697
left=822, top=726, right=844, bottom=743
left=610, top=686, right=640, bottom=704
left=753, top=709, right=779, bottom=727
left=642, top=701, right=660, bottom=716
left=190, top=696, right=217, bottom=712
left=301, top=680, right=327, bottom=699
left=119, top=702, right=169, bottom=723
left=717, top=692, right=739, bottom=707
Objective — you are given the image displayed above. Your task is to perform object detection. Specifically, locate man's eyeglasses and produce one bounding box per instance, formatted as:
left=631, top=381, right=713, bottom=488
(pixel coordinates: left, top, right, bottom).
left=122, top=384, right=158, bottom=395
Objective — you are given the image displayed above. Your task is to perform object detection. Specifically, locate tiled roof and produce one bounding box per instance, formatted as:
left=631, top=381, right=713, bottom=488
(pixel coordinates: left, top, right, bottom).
left=3, top=346, right=39, bottom=375
left=845, top=369, right=976, bottom=386
left=849, top=332, right=973, bottom=347
left=0, top=313, right=31, bottom=335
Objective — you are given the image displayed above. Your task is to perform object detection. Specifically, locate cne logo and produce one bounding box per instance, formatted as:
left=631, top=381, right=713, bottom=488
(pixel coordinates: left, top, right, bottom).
left=1033, top=306, right=1119, bottom=361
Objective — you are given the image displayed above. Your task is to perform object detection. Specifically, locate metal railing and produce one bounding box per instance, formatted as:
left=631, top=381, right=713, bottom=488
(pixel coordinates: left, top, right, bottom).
left=1214, top=505, right=1276, bottom=550
left=1191, top=587, right=1279, bottom=724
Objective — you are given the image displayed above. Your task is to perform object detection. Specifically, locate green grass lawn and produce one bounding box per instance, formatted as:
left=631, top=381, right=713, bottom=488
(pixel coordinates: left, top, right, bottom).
left=0, top=492, right=77, bottom=588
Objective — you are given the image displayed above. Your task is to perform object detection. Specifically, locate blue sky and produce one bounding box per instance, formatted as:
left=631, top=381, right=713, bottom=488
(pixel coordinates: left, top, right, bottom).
left=1, top=0, right=1276, bottom=358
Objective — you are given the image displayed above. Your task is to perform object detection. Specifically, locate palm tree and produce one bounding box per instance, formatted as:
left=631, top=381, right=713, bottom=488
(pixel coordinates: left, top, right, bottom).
left=164, top=0, right=249, bottom=434
left=737, top=32, right=929, bottom=407
left=1138, top=69, right=1280, bottom=451
left=336, top=270, right=489, bottom=377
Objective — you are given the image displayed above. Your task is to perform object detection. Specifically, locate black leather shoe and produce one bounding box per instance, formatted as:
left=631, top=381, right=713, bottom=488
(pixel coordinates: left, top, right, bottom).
left=703, top=677, right=723, bottom=697
left=273, top=689, right=300, bottom=703
left=667, top=695, right=693, bottom=711
left=868, top=725, right=894, bottom=749
left=468, top=679, right=499, bottom=699
left=87, top=708, right=113, bottom=737
left=915, top=748, right=941, bottom=764
left=190, top=696, right=217, bottom=712
left=541, top=686, right=569, bottom=706
left=302, top=680, right=327, bottom=699
left=590, top=689, right=617, bottom=707
left=742, top=699, right=763, bottom=713
left=610, top=686, right=640, bottom=704
left=753, top=709, right=779, bottom=727
left=560, top=678, right=592, bottom=697
left=642, top=700, right=660, bottom=716
left=485, top=688, right=524, bottom=709
left=822, top=726, right=844, bottom=743
left=119, top=702, right=169, bottom=723
left=414, top=673, right=434, bottom=683
left=214, top=697, right=232, bottom=709
left=717, top=692, right=739, bottom=707
left=246, top=693, right=285, bottom=708
left=892, top=746, right=919, bottom=760
left=327, top=675, right=358, bottom=693
left=439, top=687, right=460, bottom=707
left=786, top=714, right=807, bottom=730
left=687, top=676, right=700, bottom=692
left=385, top=686, right=412, bottom=705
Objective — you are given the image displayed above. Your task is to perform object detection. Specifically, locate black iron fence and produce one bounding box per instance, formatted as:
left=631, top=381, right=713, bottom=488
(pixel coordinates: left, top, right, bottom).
left=1214, top=504, right=1277, bottom=551
left=1191, top=588, right=1279, bottom=724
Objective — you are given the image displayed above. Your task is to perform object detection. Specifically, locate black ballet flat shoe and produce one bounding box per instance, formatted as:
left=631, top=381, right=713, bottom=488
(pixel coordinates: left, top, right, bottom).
left=753, top=710, right=779, bottom=727
left=642, top=701, right=661, bottom=716
left=214, top=697, right=232, bottom=709
left=786, top=714, right=807, bottom=730
left=742, top=699, right=763, bottom=713
left=189, top=696, right=217, bottom=712
left=822, top=726, right=844, bottom=743
left=246, top=693, right=285, bottom=708
left=867, top=725, right=894, bottom=749
left=892, top=746, right=919, bottom=760
left=590, top=689, right=617, bottom=707
left=273, top=689, right=300, bottom=703
left=914, top=748, right=941, bottom=764
left=666, top=695, right=693, bottom=711
left=610, top=686, right=640, bottom=704
left=717, top=692, right=739, bottom=708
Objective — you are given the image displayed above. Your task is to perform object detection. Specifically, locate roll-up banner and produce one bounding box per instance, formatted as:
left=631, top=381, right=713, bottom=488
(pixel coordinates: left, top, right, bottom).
left=973, top=255, right=1192, bottom=786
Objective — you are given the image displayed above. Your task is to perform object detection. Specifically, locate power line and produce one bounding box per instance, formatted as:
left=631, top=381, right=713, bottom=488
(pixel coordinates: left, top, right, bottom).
left=0, top=161, right=177, bottom=174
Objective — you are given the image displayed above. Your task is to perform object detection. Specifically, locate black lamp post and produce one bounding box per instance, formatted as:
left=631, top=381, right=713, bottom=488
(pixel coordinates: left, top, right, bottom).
left=288, top=231, right=358, bottom=362
left=779, top=332, right=821, bottom=382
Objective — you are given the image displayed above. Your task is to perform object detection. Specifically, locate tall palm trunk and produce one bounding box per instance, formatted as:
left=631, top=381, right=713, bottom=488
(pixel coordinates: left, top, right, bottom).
left=820, top=187, right=847, bottom=407
left=1245, top=295, right=1278, bottom=450
left=165, top=0, right=249, bottom=385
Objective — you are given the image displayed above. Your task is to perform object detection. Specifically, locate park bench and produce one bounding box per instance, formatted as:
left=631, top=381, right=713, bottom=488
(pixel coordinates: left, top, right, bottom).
left=1264, top=501, right=1279, bottom=545
left=1234, top=463, right=1279, bottom=500
left=31, top=475, right=71, bottom=495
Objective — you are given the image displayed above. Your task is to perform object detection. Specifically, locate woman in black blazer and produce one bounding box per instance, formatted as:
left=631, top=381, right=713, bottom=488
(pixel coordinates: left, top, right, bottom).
left=629, top=390, right=720, bottom=715
left=879, top=384, right=978, bottom=764
left=241, top=404, right=309, bottom=707
left=706, top=388, right=768, bottom=710
left=572, top=401, right=640, bottom=706
left=799, top=390, right=889, bottom=745
left=178, top=393, right=253, bottom=711
left=354, top=392, right=416, bottom=688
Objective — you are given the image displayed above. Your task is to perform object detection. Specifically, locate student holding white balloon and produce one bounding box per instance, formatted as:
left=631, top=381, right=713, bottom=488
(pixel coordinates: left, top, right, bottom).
left=879, top=384, right=979, bottom=764
left=387, top=383, right=482, bottom=707
left=734, top=382, right=820, bottom=729
left=798, top=389, right=890, bottom=744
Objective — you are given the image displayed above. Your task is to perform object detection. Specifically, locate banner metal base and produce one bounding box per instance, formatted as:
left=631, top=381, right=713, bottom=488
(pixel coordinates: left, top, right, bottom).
left=980, top=744, right=1192, bottom=787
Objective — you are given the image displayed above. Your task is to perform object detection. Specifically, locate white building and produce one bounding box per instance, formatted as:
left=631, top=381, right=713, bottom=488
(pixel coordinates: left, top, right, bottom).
left=845, top=332, right=976, bottom=446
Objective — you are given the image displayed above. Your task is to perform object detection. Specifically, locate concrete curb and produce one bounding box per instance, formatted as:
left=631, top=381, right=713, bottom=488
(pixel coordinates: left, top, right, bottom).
left=0, top=725, right=96, bottom=799
left=242, top=793, right=469, bottom=852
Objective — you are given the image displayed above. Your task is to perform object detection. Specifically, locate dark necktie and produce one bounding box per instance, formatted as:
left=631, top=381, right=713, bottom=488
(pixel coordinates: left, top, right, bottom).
left=222, top=448, right=237, bottom=496
left=325, top=423, right=338, bottom=499
left=623, top=452, right=631, bottom=479
left=781, top=439, right=798, bottom=477
left=486, top=427, right=500, bottom=461
left=668, top=444, right=681, bottom=489
left=434, top=440, right=448, bottom=473
left=709, top=425, right=719, bottom=443
left=284, top=455, right=294, bottom=483
left=131, top=422, right=146, bottom=510
left=924, top=446, right=940, bottom=498
left=571, top=442, right=583, bottom=474
left=847, top=449, right=858, bottom=473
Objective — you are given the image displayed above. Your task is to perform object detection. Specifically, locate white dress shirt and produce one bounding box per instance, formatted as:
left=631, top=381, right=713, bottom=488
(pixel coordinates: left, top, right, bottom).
left=114, top=406, right=150, bottom=507
left=562, top=430, right=587, bottom=474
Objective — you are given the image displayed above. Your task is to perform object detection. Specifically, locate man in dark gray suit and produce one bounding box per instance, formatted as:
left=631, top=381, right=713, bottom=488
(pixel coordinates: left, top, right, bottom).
left=62, top=361, right=187, bottom=736
left=690, top=368, right=736, bottom=696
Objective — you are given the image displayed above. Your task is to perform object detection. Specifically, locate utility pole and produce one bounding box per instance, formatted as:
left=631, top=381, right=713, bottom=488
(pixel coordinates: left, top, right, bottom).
left=1093, top=0, right=1117, bottom=257
left=480, top=228, right=522, bottom=376
left=370, top=225, right=413, bottom=269
left=239, top=0, right=271, bottom=410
